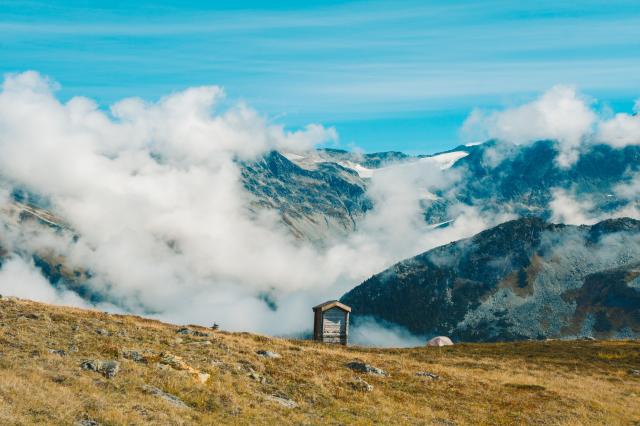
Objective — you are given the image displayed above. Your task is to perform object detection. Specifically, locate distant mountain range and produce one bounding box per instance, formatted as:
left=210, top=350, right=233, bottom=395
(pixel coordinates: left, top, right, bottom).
left=341, top=217, right=640, bottom=341
left=422, top=140, right=640, bottom=224
left=2, top=139, right=640, bottom=342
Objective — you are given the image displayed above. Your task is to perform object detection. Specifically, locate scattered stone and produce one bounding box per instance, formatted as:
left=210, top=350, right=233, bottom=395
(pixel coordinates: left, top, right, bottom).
left=416, top=371, right=440, bottom=380
left=345, top=361, right=387, bottom=376
left=176, top=327, right=209, bottom=337
left=248, top=370, right=267, bottom=384
left=48, top=349, right=66, bottom=357
left=349, top=377, right=373, bottom=392
left=95, top=328, right=110, bottom=336
left=122, top=350, right=146, bottom=363
left=195, top=372, right=210, bottom=384
left=80, top=360, right=120, bottom=378
left=75, top=419, right=101, bottom=426
left=256, top=350, right=281, bottom=359
left=159, top=352, right=209, bottom=383
left=160, top=353, right=190, bottom=370
left=426, top=336, right=454, bottom=347
left=22, top=312, right=42, bottom=320
left=265, top=395, right=297, bottom=409
left=142, top=385, right=190, bottom=409
left=629, top=369, right=640, bottom=377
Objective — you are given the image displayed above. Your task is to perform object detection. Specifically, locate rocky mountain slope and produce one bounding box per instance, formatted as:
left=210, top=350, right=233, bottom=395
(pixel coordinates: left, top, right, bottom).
left=423, top=140, right=640, bottom=224
left=240, top=151, right=372, bottom=243
left=0, top=297, right=638, bottom=425
left=341, top=217, right=640, bottom=342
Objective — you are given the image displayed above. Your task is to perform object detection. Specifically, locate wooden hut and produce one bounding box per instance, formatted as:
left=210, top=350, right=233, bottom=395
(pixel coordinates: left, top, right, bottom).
left=312, top=300, right=351, bottom=345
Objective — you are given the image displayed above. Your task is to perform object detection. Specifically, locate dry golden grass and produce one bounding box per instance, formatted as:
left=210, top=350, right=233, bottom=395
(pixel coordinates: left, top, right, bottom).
left=0, top=297, right=639, bottom=425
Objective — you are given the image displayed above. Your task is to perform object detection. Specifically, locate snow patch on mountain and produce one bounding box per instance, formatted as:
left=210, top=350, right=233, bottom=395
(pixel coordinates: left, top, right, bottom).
left=420, top=151, right=469, bottom=170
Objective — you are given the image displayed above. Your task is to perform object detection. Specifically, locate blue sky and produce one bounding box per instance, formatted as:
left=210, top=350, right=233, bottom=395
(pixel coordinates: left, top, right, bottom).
left=2, top=0, right=639, bottom=153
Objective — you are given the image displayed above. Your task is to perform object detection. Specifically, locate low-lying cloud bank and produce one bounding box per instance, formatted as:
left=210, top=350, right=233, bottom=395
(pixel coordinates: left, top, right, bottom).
left=0, top=71, right=493, bottom=345
left=0, top=73, right=638, bottom=346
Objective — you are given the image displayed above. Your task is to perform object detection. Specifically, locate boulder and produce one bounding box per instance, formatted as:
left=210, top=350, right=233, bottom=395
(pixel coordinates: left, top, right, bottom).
left=426, top=336, right=454, bottom=347
left=256, top=350, right=280, bottom=359
left=80, top=360, right=120, bottom=378
left=266, top=395, right=297, bottom=409
left=415, top=371, right=440, bottom=380
left=345, top=361, right=387, bottom=376
left=176, top=327, right=209, bottom=337
left=349, top=377, right=373, bottom=392
left=122, top=350, right=147, bottom=363
left=75, top=420, right=101, bottom=426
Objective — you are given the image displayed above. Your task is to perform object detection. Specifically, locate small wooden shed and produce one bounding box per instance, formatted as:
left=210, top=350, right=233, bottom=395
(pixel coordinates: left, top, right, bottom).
left=312, top=300, right=351, bottom=345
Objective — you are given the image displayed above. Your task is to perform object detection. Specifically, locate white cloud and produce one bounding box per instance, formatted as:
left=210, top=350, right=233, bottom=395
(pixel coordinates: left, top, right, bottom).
left=0, top=256, right=90, bottom=308
left=549, top=189, right=597, bottom=225
left=0, top=71, right=486, bottom=340
left=462, top=86, right=596, bottom=167
left=598, top=113, right=640, bottom=147
left=349, top=317, right=425, bottom=348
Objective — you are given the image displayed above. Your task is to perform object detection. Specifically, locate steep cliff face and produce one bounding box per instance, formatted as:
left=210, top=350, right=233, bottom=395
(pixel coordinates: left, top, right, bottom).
left=341, top=217, right=640, bottom=341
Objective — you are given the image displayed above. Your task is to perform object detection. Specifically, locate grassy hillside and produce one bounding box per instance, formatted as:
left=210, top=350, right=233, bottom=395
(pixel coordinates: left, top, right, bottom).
left=0, top=297, right=638, bottom=425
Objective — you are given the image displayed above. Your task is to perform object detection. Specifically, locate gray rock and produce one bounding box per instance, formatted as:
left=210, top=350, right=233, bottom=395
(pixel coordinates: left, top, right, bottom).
left=122, top=350, right=146, bottom=363
left=176, top=327, right=209, bottom=337
left=143, top=385, right=189, bottom=409
left=95, top=328, right=110, bottom=336
left=266, top=395, right=297, bottom=409
left=48, top=349, right=66, bottom=357
left=349, top=377, right=373, bottom=392
left=629, top=369, right=640, bottom=377
left=415, top=371, right=440, bottom=380
left=256, top=350, right=281, bottom=359
left=248, top=370, right=268, bottom=384
left=345, top=361, right=387, bottom=376
left=75, top=420, right=101, bottom=426
left=81, top=360, right=120, bottom=378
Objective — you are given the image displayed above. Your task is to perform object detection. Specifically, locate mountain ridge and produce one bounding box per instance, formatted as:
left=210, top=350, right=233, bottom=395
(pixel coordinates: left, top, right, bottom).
left=341, top=216, right=640, bottom=342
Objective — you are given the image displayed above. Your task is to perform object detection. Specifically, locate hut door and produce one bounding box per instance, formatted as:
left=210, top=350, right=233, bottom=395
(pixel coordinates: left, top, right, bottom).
left=323, top=307, right=345, bottom=342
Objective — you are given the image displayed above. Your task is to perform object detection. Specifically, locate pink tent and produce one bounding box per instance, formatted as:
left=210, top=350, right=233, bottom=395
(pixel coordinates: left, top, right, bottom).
left=426, top=336, right=454, bottom=347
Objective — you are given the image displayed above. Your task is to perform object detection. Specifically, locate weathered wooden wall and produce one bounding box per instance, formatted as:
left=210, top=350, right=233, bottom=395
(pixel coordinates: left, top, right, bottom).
left=321, top=307, right=348, bottom=344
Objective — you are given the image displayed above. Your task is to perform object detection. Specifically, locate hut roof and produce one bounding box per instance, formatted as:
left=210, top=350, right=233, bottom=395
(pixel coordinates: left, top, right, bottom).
left=312, top=300, right=351, bottom=313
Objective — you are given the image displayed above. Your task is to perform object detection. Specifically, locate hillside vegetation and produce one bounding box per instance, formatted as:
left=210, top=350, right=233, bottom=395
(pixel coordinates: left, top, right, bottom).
left=0, top=297, right=639, bottom=425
